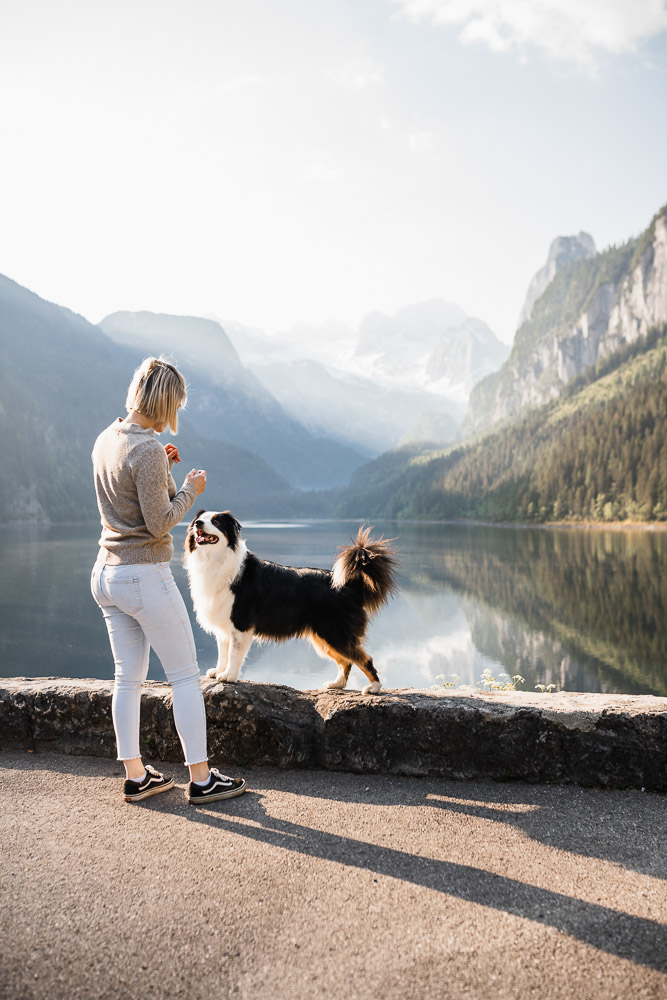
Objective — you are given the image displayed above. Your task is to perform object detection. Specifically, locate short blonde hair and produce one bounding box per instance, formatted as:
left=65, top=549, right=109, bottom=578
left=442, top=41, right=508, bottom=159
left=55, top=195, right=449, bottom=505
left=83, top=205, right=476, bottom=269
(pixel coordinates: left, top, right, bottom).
left=125, top=356, right=187, bottom=433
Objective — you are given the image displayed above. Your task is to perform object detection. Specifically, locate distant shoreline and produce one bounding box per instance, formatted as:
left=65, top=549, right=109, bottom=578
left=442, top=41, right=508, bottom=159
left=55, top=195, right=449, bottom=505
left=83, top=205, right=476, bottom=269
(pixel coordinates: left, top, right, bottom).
left=539, top=520, right=667, bottom=532
left=435, top=519, right=667, bottom=532
left=339, top=517, right=667, bottom=532
left=2, top=516, right=667, bottom=532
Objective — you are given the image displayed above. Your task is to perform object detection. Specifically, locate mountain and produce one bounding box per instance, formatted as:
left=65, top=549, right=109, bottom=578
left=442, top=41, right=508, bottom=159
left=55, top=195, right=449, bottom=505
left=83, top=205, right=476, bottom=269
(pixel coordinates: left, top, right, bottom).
left=517, top=232, right=596, bottom=328
left=98, top=312, right=365, bottom=490
left=228, top=302, right=509, bottom=454
left=336, top=320, right=667, bottom=523
left=353, top=301, right=509, bottom=396
left=245, top=358, right=459, bottom=454
left=465, top=205, right=667, bottom=434
left=355, top=300, right=465, bottom=371
left=273, top=319, right=358, bottom=368
left=426, top=316, right=510, bottom=395
left=220, top=317, right=358, bottom=370
left=241, top=359, right=395, bottom=454
left=0, top=276, right=306, bottom=525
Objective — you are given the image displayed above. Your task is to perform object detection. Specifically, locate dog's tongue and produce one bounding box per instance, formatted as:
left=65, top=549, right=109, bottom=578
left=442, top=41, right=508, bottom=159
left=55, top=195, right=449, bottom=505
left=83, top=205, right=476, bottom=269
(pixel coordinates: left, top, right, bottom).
left=196, top=534, right=218, bottom=545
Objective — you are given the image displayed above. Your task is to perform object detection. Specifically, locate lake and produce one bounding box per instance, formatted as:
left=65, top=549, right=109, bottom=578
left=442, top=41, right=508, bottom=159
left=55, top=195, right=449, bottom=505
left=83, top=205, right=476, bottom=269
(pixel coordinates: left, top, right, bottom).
left=0, top=520, right=665, bottom=696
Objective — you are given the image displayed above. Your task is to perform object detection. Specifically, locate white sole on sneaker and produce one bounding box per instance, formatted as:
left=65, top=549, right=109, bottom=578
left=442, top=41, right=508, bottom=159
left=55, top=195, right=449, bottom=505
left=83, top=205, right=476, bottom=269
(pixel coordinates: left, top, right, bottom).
left=187, top=780, right=247, bottom=804
left=124, top=777, right=175, bottom=803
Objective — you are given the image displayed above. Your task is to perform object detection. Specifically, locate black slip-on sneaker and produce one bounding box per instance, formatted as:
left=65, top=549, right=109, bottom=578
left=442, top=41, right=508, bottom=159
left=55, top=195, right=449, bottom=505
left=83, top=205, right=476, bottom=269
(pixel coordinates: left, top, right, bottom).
left=123, top=764, right=175, bottom=803
left=187, top=767, right=247, bottom=804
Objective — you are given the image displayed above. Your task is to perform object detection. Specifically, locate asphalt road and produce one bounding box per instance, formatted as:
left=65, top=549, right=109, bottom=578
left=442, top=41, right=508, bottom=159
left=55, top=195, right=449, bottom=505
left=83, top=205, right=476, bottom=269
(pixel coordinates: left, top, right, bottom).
left=1, top=749, right=665, bottom=1000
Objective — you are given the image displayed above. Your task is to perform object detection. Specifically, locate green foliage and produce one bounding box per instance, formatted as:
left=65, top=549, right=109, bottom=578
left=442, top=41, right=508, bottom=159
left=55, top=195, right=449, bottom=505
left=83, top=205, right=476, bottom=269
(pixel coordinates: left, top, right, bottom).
left=433, top=673, right=461, bottom=689
left=432, top=671, right=528, bottom=691
left=477, top=669, right=525, bottom=691
left=337, top=324, right=667, bottom=526
left=512, top=240, right=637, bottom=363
left=630, top=202, right=666, bottom=274
left=562, top=319, right=667, bottom=399
left=411, top=523, right=667, bottom=696
left=468, top=207, right=667, bottom=428
left=0, top=275, right=309, bottom=525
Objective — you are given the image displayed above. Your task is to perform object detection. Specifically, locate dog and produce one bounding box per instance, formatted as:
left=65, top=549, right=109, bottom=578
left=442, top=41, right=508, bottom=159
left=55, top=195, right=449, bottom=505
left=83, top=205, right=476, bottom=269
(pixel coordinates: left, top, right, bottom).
left=184, top=510, right=397, bottom=694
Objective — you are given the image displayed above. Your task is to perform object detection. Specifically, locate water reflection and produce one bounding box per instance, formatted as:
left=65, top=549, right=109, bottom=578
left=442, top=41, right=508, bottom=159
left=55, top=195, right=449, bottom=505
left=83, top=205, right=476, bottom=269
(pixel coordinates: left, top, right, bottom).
left=393, top=523, right=667, bottom=696
left=0, top=522, right=665, bottom=695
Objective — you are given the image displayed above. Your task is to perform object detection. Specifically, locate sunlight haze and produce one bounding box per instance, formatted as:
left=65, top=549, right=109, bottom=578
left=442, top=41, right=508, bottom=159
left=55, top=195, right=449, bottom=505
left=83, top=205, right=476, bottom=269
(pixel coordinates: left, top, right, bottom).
left=0, top=0, right=665, bottom=344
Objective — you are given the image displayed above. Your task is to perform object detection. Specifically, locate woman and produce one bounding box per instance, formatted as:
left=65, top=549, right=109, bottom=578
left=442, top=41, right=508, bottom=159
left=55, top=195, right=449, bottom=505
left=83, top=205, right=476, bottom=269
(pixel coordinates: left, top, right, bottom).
left=91, top=356, right=246, bottom=804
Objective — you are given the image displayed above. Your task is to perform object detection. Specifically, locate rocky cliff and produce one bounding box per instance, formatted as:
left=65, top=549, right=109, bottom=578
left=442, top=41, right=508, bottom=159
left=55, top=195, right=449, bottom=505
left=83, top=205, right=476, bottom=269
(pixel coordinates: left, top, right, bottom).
left=518, top=232, right=596, bottom=328
left=465, top=205, right=667, bottom=434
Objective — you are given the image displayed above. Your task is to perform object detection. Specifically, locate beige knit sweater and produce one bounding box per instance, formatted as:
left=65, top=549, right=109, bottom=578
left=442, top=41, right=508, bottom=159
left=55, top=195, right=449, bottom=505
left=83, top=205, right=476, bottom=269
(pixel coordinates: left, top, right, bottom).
left=92, top=419, right=199, bottom=565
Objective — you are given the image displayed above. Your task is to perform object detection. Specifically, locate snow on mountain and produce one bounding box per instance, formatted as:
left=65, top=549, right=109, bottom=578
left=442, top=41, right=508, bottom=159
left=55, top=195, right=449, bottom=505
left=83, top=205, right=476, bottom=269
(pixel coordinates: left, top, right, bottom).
left=226, top=301, right=508, bottom=452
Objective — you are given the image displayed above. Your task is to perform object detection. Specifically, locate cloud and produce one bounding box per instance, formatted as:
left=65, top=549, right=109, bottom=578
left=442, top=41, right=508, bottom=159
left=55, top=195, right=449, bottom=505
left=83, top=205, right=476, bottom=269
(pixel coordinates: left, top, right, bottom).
left=218, top=74, right=266, bottom=95
left=391, top=0, right=667, bottom=70
left=327, top=57, right=385, bottom=89
left=298, top=152, right=347, bottom=186
left=408, top=131, right=435, bottom=154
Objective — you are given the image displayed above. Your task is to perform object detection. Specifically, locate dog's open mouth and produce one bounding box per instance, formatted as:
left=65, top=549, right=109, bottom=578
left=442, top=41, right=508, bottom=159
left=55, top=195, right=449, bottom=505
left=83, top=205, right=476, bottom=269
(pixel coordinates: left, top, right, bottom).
left=195, top=529, right=219, bottom=546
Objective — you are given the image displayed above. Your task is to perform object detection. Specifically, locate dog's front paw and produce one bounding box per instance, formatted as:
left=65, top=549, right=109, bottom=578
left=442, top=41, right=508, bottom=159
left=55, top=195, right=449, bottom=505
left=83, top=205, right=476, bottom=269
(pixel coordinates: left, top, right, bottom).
left=362, top=681, right=383, bottom=695
left=208, top=668, right=235, bottom=682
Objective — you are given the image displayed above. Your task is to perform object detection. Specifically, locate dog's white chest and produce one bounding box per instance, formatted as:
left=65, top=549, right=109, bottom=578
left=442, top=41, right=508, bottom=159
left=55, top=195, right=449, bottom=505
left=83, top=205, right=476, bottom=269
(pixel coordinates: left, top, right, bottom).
left=186, top=543, right=245, bottom=635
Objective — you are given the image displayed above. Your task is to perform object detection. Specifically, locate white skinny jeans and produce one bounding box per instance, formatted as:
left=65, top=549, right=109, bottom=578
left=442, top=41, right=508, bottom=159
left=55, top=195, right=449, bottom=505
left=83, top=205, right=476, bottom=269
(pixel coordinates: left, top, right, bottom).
left=91, top=558, right=208, bottom=765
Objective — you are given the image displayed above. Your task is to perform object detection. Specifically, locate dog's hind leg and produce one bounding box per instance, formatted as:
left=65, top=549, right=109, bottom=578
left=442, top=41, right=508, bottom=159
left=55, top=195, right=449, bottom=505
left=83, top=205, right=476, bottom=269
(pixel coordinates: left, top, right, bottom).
left=351, top=645, right=383, bottom=695
left=310, top=634, right=353, bottom=691
left=206, top=631, right=230, bottom=680
left=217, top=627, right=255, bottom=682
left=325, top=660, right=352, bottom=691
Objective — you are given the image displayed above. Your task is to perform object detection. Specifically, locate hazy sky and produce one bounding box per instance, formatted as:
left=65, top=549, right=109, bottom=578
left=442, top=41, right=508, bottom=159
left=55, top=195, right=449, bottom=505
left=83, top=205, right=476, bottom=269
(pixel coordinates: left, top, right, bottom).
left=1, top=0, right=666, bottom=345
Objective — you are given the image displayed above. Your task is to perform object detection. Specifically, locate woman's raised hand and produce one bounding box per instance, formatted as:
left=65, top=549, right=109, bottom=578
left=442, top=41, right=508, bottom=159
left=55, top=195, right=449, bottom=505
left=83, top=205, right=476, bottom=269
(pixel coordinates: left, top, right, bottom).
left=185, top=469, right=207, bottom=496
left=165, top=443, right=181, bottom=464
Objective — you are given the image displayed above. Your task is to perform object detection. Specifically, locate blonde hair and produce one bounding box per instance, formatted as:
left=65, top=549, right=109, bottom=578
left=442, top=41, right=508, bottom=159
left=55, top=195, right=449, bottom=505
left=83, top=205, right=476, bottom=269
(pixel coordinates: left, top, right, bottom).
left=125, top=356, right=187, bottom=433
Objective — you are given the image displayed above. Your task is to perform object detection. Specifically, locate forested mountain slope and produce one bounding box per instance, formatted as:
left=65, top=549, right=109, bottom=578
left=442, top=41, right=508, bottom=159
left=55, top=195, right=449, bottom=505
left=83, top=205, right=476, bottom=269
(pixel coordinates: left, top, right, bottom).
left=465, top=204, right=667, bottom=433
left=517, top=231, right=596, bottom=329
left=0, top=275, right=298, bottom=525
left=337, top=323, right=667, bottom=523
left=99, top=311, right=365, bottom=490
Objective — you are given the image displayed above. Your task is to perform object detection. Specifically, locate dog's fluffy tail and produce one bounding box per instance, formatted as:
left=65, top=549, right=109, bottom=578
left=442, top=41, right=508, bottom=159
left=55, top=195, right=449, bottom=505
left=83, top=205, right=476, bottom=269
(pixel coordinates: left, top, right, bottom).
left=331, top=526, right=398, bottom=614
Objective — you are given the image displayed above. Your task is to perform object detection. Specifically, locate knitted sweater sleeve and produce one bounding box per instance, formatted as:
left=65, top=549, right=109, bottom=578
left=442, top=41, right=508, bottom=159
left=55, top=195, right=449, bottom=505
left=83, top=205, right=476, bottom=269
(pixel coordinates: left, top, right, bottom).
left=132, top=441, right=199, bottom=538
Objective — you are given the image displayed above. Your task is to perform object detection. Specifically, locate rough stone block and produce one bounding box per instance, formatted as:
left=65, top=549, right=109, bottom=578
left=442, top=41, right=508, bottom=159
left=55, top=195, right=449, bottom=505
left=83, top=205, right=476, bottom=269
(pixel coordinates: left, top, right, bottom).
left=0, top=679, right=665, bottom=791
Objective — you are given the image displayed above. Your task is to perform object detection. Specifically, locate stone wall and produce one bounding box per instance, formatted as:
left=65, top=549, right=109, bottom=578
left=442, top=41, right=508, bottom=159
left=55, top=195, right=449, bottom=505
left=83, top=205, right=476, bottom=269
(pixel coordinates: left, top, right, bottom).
left=1, top=678, right=666, bottom=790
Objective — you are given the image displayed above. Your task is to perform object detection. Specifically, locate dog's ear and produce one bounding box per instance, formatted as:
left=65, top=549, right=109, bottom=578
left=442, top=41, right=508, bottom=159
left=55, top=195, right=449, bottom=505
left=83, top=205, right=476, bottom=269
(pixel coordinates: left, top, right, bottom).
left=224, top=511, right=242, bottom=540
left=212, top=510, right=242, bottom=550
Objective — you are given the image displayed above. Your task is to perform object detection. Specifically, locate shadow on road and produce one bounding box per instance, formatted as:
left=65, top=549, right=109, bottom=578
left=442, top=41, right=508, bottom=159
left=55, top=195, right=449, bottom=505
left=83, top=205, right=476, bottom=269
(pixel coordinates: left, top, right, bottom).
left=179, top=790, right=667, bottom=974
left=4, top=749, right=665, bottom=879
left=3, top=748, right=665, bottom=974
left=249, top=768, right=667, bottom=881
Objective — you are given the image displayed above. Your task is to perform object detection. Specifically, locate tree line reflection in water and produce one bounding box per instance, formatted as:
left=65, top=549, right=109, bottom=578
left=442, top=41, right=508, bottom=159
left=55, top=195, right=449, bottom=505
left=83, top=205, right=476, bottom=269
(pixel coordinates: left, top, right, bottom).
left=397, top=523, right=667, bottom=696
left=0, top=522, right=664, bottom=695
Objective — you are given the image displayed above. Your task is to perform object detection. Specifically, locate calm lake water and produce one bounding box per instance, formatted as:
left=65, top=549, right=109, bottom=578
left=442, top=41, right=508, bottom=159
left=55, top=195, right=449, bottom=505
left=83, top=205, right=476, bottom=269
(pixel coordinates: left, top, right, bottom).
left=1, top=521, right=666, bottom=695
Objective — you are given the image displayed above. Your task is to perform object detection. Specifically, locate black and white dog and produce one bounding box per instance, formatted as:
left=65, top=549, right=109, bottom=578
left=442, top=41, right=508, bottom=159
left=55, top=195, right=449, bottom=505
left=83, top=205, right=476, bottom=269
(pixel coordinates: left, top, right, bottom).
left=184, top=511, right=397, bottom=694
